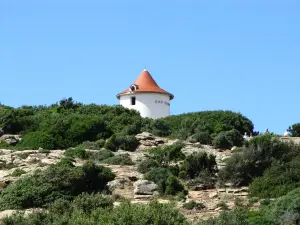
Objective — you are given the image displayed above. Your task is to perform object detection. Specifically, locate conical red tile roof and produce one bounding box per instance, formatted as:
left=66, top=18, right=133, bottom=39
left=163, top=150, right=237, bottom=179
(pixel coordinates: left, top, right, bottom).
left=117, top=70, right=174, bottom=100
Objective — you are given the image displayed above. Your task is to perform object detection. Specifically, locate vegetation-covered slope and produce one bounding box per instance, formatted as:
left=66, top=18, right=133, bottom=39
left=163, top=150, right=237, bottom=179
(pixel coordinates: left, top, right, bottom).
left=0, top=98, right=253, bottom=150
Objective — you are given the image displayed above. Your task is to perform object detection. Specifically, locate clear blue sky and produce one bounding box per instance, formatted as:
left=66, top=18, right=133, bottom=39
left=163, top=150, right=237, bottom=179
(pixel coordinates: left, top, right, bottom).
left=1, top=1, right=299, bottom=134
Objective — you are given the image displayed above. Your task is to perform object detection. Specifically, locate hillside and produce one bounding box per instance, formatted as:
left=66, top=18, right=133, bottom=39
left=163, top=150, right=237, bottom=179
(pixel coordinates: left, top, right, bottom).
left=0, top=101, right=300, bottom=224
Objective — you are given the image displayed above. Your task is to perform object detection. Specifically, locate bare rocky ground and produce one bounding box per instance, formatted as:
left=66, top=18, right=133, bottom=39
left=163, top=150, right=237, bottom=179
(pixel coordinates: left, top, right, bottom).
left=2, top=133, right=297, bottom=223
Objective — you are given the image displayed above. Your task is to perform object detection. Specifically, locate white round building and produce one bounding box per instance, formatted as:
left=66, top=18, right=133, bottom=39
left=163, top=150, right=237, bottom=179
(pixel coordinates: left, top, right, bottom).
left=116, top=69, right=174, bottom=119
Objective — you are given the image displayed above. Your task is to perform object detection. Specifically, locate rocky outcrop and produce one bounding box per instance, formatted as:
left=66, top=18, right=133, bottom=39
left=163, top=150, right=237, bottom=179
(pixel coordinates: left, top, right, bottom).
left=135, top=132, right=166, bottom=150
left=133, top=180, right=159, bottom=199
left=0, top=135, right=21, bottom=145
left=280, top=136, right=300, bottom=145
left=0, top=150, right=65, bottom=186
left=217, top=186, right=248, bottom=196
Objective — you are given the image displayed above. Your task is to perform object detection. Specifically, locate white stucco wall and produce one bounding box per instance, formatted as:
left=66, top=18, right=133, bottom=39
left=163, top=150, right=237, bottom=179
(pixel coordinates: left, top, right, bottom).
left=119, top=93, right=171, bottom=119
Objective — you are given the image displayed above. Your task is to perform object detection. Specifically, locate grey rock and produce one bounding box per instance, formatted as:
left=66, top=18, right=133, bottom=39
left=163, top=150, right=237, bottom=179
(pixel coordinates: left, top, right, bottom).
left=135, top=132, right=155, bottom=141
left=107, top=179, right=126, bottom=191
left=0, top=135, right=21, bottom=145
left=134, top=180, right=158, bottom=195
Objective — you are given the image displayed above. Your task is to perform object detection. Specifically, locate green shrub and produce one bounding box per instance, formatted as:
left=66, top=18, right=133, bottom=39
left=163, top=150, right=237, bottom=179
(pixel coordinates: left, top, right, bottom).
left=144, top=167, right=171, bottom=194
left=78, top=139, right=105, bottom=150
left=0, top=162, right=16, bottom=170
left=265, top=188, right=300, bottom=224
left=101, top=154, right=134, bottom=165
left=88, top=149, right=114, bottom=162
left=49, top=193, right=114, bottom=214
left=137, top=158, right=159, bottom=173
left=288, top=123, right=300, bottom=137
left=17, top=131, right=56, bottom=150
left=249, top=157, right=300, bottom=198
left=260, top=199, right=271, bottom=206
left=159, top=110, right=253, bottom=141
left=16, top=152, right=30, bottom=159
left=185, top=170, right=217, bottom=190
left=213, top=129, right=244, bottom=149
left=187, top=131, right=212, bottom=144
left=0, top=141, right=11, bottom=148
left=144, top=167, right=185, bottom=195
left=180, top=152, right=217, bottom=179
left=197, top=207, right=249, bottom=225
left=64, top=147, right=88, bottom=159
left=218, top=134, right=300, bottom=186
left=104, top=134, right=138, bottom=151
left=10, top=168, right=26, bottom=177
left=143, top=119, right=171, bottom=137
left=149, top=143, right=185, bottom=166
left=183, top=201, right=206, bottom=210
left=165, top=175, right=185, bottom=195
left=216, top=201, right=229, bottom=210
left=0, top=161, right=115, bottom=210
left=38, top=149, right=51, bottom=154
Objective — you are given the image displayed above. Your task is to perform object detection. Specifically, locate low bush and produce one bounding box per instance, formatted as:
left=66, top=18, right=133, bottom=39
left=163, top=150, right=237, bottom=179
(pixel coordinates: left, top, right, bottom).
left=187, top=131, right=212, bottom=144
left=77, top=139, right=106, bottom=150
left=88, top=149, right=114, bottom=162
left=0, top=161, right=115, bottom=210
left=137, top=158, right=159, bottom=174
left=38, top=149, right=51, bottom=154
left=185, top=170, right=217, bottom=190
left=49, top=192, right=114, bottom=214
left=10, top=168, right=26, bottom=177
left=64, top=147, right=88, bottom=159
left=183, top=201, right=206, bottom=210
left=149, top=142, right=185, bottom=166
left=197, top=207, right=250, bottom=225
left=0, top=162, right=16, bottom=170
left=16, top=152, right=30, bottom=159
left=144, top=167, right=185, bottom=195
left=101, top=154, right=134, bottom=165
left=104, top=134, right=138, bottom=151
left=216, top=201, right=229, bottom=210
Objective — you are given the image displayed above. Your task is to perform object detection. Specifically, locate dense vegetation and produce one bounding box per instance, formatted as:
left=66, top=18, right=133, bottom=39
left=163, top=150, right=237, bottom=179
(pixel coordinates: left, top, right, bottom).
left=2, top=188, right=300, bottom=225
left=288, top=123, right=300, bottom=137
left=2, top=99, right=300, bottom=224
left=198, top=188, right=300, bottom=225
left=0, top=159, right=115, bottom=210
left=219, top=134, right=300, bottom=199
left=2, top=199, right=188, bottom=225
left=137, top=143, right=217, bottom=196
left=0, top=98, right=253, bottom=150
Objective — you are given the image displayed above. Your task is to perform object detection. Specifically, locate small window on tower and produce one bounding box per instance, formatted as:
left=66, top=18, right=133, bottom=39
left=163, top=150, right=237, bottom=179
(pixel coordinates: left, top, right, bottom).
left=131, top=97, right=136, bottom=105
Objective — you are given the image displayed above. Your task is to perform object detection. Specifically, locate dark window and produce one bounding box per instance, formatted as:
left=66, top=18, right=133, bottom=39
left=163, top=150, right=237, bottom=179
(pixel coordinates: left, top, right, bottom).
left=131, top=97, right=136, bottom=105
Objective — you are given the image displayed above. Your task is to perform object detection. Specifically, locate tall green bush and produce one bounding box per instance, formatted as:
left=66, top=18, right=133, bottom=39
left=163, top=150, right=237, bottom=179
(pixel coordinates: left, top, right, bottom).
left=180, top=152, right=217, bottom=179
left=249, top=156, right=300, bottom=198
left=212, top=129, right=244, bottom=149
left=17, top=131, right=56, bottom=149
left=149, top=142, right=185, bottom=166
